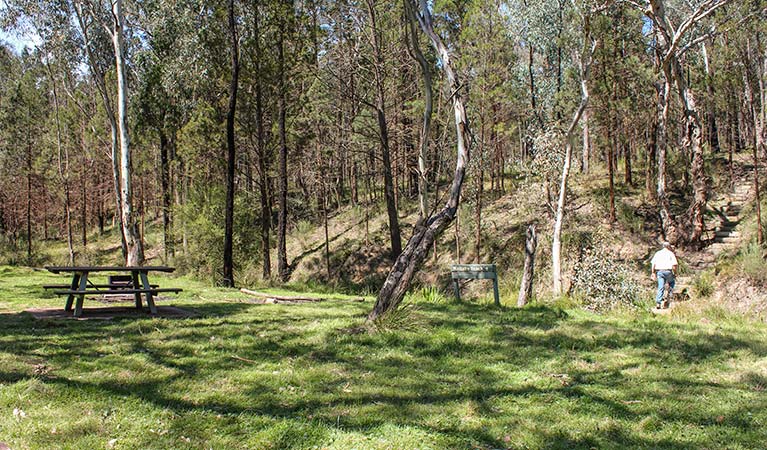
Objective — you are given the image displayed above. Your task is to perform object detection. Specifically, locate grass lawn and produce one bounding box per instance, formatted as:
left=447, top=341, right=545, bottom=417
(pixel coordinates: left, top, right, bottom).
left=0, top=266, right=766, bottom=449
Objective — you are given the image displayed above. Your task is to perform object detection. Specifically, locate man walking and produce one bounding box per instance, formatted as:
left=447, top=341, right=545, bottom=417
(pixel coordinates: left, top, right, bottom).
left=651, top=241, right=678, bottom=309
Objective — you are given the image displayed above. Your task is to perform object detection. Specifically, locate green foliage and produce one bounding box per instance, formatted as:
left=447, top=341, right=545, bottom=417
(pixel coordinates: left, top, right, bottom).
left=174, top=187, right=261, bottom=284
left=738, top=243, right=767, bottom=287
left=692, top=271, right=715, bottom=299
left=415, top=285, right=448, bottom=304
left=571, top=249, right=643, bottom=312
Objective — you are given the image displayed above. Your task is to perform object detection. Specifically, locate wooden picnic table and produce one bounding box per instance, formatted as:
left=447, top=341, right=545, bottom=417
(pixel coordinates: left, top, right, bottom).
left=44, top=266, right=182, bottom=317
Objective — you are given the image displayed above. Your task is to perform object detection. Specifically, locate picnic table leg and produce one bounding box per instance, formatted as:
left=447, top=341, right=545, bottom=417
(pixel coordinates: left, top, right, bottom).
left=492, top=275, right=500, bottom=306
left=74, top=271, right=89, bottom=317
left=139, top=271, right=158, bottom=315
left=131, top=272, right=143, bottom=310
left=65, top=273, right=80, bottom=312
left=453, top=278, right=461, bottom=302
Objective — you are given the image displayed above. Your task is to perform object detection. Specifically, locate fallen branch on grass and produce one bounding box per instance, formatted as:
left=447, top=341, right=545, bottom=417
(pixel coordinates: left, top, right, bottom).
left=239, top=288, right=365, bottom=304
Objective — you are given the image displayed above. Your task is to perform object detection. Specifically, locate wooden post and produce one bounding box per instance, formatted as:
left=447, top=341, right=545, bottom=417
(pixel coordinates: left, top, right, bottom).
left=74, top=271, right=89, bottom=317
left=518, top=224, right=537, bottom=307
left=131, top=271, right=142, bottom=310
left=139, top=271, right=157, bottom=314
left=453, top=279, right=461, bottom=301
left=65, top=273, right=80, bottom=312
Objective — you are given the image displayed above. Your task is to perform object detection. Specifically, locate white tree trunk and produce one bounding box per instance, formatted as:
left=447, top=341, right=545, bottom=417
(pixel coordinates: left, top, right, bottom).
left=551, top=14, right=595, bottom=297
left=112, top=0, right=143, bottom=266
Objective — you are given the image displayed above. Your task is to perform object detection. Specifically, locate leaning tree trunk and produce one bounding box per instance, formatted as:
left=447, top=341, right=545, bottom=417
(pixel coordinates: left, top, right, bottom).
left=222, top=0, right=239, bottom=288
left=517, top=224, right=537, bottom=307
left=112, top=0, right=143, bottom=266
left=368, top=0, right=470, bottom=322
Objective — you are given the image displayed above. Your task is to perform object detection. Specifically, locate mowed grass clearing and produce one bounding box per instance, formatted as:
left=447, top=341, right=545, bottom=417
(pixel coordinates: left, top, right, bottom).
left=0, top=266, right=766, bottom=449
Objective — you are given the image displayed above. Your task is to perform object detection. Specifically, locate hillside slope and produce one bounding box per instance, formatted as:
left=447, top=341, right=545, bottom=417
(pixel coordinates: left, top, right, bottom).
left=280, top=151, right=766, bottom=315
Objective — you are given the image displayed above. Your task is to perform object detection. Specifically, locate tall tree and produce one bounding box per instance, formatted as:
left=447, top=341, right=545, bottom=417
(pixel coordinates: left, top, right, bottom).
left=222, top=0, right=239, bottom=287
left=369, top=0, right=472, bottom=321
left=551, top=2, right=598, bottom=296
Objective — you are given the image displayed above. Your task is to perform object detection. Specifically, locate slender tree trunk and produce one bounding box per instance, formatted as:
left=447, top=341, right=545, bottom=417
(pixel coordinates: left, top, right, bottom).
left=81, top=166, right=87, bottom=247
left=552, top=17, right=594, bottom=297
left=624, top=140, right=633, bottom=186
left=405, top=0, right=432, bottom=220
left=517, top=224, right=536, bottom=307
left=646, top=120, right=657, bottom=199
left=475, top=122, right=484, bottom=263
left=112, top=0, right=143, bottom=266
left=368, top=0, right=471, bottom=321
left=702, top=41, right=720, bottom=152
left=366, top=0, right=401, bottom=258
left=277, top=10, right=290, bottom=281
left=743, top=38, right=764, bottom=245
left=254, top=7, right=271, bottom=279
left=73, top=3, right=127, bottom=260
left=26, top=130, right=32, bottom=259
left=581, top=107, right=590, bottom=173
left=222, top=0, right=239, bottom=287
left=656, top=73, right=677, bottom=242
left=159, top=130, right=173, bottom=259
left=47, top=63, right=75, bottom=265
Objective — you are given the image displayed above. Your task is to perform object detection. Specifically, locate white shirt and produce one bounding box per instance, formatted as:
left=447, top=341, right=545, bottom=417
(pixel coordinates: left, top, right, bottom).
left=651, top=248, right=678, bottom=271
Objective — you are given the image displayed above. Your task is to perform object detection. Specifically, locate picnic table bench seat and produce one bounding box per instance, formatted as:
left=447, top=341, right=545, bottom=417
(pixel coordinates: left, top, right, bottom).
left=52, top=288, right=182, bottom=296
left=43, top=266, right=182, bottom=317
left=43, top=283, right=159, bottom=290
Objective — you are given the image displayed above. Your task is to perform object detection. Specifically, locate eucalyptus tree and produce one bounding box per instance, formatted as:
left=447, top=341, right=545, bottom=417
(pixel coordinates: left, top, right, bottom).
left=404, top=0, right=432, bottom=220
left=550, top=0, right=600, bottom=296
left=632, top=0, right=733, bottom=245
left=369, top=0, right=473, bottom=321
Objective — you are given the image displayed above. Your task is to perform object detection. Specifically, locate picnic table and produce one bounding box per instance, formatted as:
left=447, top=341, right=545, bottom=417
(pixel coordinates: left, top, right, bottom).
left=44, top=266, right=182, bottom=317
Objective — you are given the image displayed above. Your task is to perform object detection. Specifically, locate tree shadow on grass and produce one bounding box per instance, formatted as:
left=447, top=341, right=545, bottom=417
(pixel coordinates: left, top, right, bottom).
left=0, top=302, right=766, bottom=448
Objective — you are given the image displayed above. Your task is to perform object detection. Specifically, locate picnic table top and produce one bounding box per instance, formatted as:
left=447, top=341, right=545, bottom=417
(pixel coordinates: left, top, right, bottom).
left=45, top=266, right=176, bottom=274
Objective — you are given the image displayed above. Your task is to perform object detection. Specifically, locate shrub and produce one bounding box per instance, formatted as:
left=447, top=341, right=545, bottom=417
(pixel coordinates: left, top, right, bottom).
left=416, top=285, right=448, bottom=304
left=739, top=243, right=767, bottom=287
left=692, top=271, right=715, bottom=298
left=570, top=249, right=643, bottom=312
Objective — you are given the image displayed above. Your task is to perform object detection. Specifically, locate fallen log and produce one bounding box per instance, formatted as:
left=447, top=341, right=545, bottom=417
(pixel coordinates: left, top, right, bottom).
left=239, top=288, right=365, bottom=303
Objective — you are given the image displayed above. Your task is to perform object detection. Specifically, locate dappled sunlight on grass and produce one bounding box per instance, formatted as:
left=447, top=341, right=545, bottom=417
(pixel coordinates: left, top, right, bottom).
left=0, top=266, right=765, bottom=448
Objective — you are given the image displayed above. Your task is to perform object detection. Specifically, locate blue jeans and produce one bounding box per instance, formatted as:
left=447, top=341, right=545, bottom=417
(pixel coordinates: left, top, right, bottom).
left=656, top=270, right=675, bottom=305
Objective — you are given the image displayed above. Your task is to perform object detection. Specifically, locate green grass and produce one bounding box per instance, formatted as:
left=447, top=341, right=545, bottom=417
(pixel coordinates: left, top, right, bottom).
left=1, top=266, right=766, bottom=449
